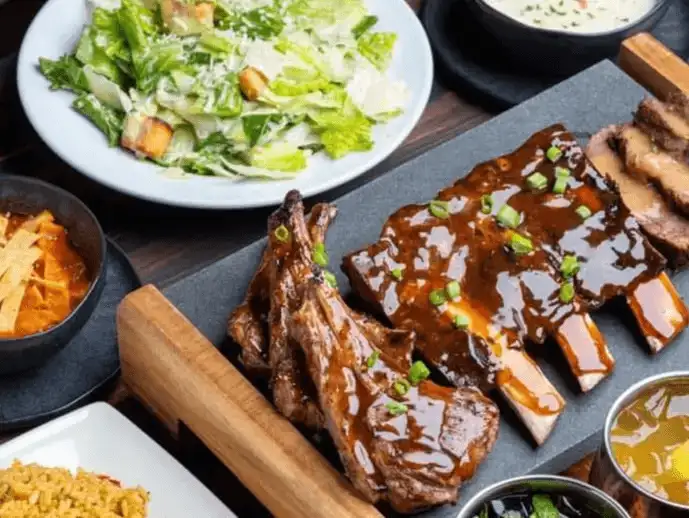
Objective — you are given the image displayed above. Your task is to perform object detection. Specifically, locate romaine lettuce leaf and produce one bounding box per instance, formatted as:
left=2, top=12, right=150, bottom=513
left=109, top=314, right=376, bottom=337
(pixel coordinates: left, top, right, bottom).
left=270, top=67, right=329, bottom=97
left=188, top=73, right=243, bottom=117
left=39, top=56, right=90, bottom=93
left=308, top=99, right=372, bottom=159
left=73, top=93, right=125, bottom=146
left=249, top=143, right=308, bottom=172
left=287, top=0, right=366, bottom=34
left=351, top=15, right=378, bottom=38
left=75, top=27, right=127, bottom=85
left=357, top=32, right=396, bottom=71
left=160, top=125, right=197, bottom=164
left=199, top=32, right=235, bottom=55
left=117, top=0, right=158, bottom=52
left=216, top=4, right=284, bottom=39
left=134, top=39, right=188, bottom=93
left=91, top=7, right=132, bottom=75
left=242, top=113, right=275, bottom=146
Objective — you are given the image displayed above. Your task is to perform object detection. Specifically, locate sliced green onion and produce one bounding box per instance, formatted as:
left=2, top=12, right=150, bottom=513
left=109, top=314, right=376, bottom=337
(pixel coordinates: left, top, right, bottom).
left=429, top=289, right=447, bottom=306
left=429, top=200, right=450, bottom=219
left=555, top=166, right=571, bottom=177
left=323, top=271, right=338, bottom=288
left=560, top=255, right=580, bottom=278
left=496, top=204, right=521, bottom=229
left=409, top=360, right=431, bottom=385
left=366, top=350, right=380, bottom=369
left=453, top=314, right=470, bottom=329
left=553, top=176, right=568, bottom=194
left=509, top=233, right=534, bottom=255
left=312, top=242, right=329, bottom=267
left=386, top=401, right=408, bottom=416
left=445, top=280, right=461, bottom=300
left=274, top=225, right=290, bottom=243
left=546, top=146, right=563, bottom=162
left=526, top=172, right=548, bottom=191
left=393, top=378, right=411, bottom=397
left=576, top=205, right=592, bottom=220
left=480, top=194, right=493, bottom=214
left=391, top=268, right=404, bottom=281
left=560, top=281, right=575, bottom=303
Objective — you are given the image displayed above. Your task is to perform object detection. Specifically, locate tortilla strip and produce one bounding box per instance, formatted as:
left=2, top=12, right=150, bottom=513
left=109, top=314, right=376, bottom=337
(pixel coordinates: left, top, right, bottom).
left=0, top=247, right=42, bottom=305
left=0, top=230, right=40, bottom=279
left=0, top=283, right=29, bottom=332
left=42, top=252, right=71, bottom=317
left=0, top=215, right=8, bottom=246
left=30, top=276, right=67, bottom=291
left=20, top=210, right=54, bottom=233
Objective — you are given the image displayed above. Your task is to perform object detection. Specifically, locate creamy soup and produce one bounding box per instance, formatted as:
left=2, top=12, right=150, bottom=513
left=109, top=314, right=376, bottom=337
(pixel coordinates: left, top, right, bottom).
left=486, top=0, right=656, bottom=33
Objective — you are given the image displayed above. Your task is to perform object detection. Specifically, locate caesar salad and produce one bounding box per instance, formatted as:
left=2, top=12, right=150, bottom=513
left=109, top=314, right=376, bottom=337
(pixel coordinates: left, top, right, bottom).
left=38, top=0, right=408, bottom=180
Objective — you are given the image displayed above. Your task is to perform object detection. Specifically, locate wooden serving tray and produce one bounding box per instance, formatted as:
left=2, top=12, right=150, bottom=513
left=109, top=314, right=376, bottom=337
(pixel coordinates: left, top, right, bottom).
left=117, top=34, right=689, bottom=518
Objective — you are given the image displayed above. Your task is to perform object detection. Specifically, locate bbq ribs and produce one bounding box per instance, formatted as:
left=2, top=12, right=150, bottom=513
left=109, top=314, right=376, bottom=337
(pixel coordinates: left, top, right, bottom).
left=229, top=191, right=500, bottom=512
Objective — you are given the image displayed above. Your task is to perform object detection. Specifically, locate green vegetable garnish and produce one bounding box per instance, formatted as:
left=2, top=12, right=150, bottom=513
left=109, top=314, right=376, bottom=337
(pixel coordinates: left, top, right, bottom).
left=555, top=166, right=571, bottom=177
left=526, top=172, right=548, bottom=191
left=323, top=271, right=338, bottom=288
left=429, top=200, right=451, bottom=219
left=497, top=204, right=521, bottom=229
left=429, top=289, right=447, bottom=306
left=366, top=350, right=380, bottom=369
left=560, top=281, right=575, bottom=303
left=546, top=146, right=563, bottom=162
left=532, top=494, right=560, bottom=518
left=312, top=242, right=329, bottom=267
left=385, top=401, right=408, bottom=416
left=453, top=314, right=470, bottom=329
left=274, top=225, right=290, bottom=243
left=409, top=361, right=431, bottom=385
left=352, top=15, right=379, bottom=38
left=576, top=205, right=592, bottom=220
left=445, top=280, right=461, bottom=300
left=393, top=378, right=411, bottom=396
left=553, top=176, right=568, bottom=194
left=391, top=268, right=404, bottom=281
left=480, top=194, right=493, bottom=214
left=509, top=233, right=533, bottom=255
left=560, top=255, right=580, bottom=278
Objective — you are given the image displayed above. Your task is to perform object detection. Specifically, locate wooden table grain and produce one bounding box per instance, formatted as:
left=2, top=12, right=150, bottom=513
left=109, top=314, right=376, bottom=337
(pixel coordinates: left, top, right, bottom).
left=0, top=1, right=594, bottom=516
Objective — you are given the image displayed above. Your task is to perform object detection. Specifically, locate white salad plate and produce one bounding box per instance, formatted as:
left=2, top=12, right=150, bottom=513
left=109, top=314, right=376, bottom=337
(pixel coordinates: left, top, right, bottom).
left=17, top=0, right=433, bottom=209
left=0, top=402, right=236, bottom=517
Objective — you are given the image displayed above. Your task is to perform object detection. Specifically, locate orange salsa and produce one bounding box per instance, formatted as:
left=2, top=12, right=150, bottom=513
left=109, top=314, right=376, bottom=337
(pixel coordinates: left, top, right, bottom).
left=0, top=210, right=90, bottom=338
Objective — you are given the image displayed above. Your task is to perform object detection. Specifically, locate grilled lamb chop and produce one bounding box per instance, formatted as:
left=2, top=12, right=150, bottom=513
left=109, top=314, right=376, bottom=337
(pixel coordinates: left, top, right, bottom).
left=616, top=124, right=689, bottom=217
left=635, top=97, right=689, bottom=164
left=587, top=126, right=689, bottom=352
left=228, top=203, right=337, bottom=378
left=290, top=275, right=499, bottom=513
left=344, top=125, right=668, bottom=442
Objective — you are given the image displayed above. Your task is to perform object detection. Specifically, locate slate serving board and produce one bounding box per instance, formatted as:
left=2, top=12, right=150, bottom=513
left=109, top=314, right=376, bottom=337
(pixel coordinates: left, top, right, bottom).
left=163, top=60, right=689, bottom=516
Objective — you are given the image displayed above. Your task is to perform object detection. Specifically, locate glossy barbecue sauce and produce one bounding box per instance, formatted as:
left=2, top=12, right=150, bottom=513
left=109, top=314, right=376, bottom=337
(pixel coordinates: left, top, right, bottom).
left=293, top=280, right=498, bottom=513
left=345, top=125, right=665, bottom=416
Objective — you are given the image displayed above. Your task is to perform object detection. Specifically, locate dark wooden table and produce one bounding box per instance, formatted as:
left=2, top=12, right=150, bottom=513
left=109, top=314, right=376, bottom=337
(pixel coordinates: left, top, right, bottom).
left=0, top=1, right=595, bottom=515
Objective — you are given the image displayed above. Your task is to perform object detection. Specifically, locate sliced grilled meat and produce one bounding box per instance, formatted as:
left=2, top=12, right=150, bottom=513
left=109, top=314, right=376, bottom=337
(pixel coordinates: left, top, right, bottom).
left=616, top=124, right=689, bottom=217
left=635, top=97, right=689, bottom=163
left=228, top=203, right=338, bottom=378
left=587, top=126, right=689, bottom=353
left=588, top=126, right=689, bottom=268
left=291, top=276, right=499, bottom=513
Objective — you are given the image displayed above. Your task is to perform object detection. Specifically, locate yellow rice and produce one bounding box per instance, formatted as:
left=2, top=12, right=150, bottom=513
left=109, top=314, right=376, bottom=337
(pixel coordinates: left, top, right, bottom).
left=0, top=460, right=149, bottom=517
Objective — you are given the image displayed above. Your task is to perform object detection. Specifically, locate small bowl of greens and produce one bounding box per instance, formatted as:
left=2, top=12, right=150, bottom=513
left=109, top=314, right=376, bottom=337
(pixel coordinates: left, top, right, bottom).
left=458, top=475, right=630, bottom=518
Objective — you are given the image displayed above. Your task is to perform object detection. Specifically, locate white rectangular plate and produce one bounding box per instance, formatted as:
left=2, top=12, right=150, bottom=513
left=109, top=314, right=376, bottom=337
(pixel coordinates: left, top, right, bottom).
left=0, top=402, right=236, bottom=518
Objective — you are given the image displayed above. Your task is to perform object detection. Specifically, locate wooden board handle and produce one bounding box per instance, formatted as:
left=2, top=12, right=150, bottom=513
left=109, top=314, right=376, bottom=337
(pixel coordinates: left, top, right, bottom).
left=619, top=33, right=689, bottom=99
left=117, top=285, right=382, bottom=518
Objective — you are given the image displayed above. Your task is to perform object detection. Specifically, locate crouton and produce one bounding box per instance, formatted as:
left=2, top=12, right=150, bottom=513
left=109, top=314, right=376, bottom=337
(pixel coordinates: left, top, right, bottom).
left=161, top=0, right=214, bottom=35
left=121, top=114, right=173, bottom=159
left=239, top=67, right=268, bottom=101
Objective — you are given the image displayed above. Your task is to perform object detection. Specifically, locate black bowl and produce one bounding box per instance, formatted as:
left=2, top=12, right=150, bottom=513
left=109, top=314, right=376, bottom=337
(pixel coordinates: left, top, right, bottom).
left=0, top=174, right=106, bottom=375
left=466, top=0, right=672, bottom=76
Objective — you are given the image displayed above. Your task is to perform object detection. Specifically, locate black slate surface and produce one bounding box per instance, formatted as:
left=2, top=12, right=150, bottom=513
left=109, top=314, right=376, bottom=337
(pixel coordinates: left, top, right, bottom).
left=422, top=0, right=689, bottom=109
left=0, top=240, right=140, bottom=431
left=163, top=60, right=689, bottom=516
